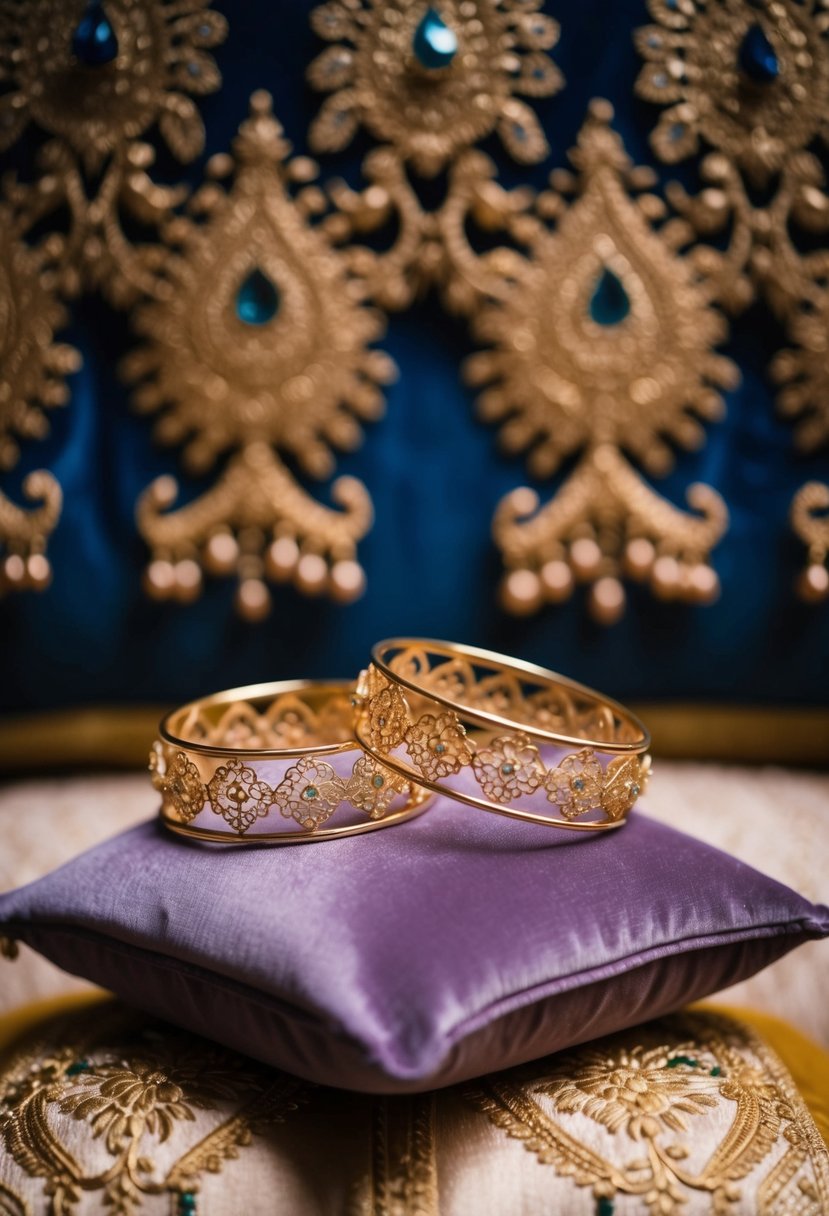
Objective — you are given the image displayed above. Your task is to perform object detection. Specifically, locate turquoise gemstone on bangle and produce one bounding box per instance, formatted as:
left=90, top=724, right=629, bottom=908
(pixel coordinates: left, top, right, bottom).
left=72, top=1, right=118, bottom=66
left=413, top=9, right=458, bottom=69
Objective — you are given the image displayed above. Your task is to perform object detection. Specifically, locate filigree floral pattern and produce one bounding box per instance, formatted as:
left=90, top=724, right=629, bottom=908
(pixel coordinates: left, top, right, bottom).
left=471, top=732, right=544, bottom=803
left=345, top=754, right=404, bottom=818
left=206, top=759, right=273, bottom=834
left=404, top=711, right=474, bottom=780
left=367, top=682, right=410, bottom=750
left=601, top=755, right=645, bottom=823
left=162, top=751, right=205, bottom=823
left=545, top=748, right=604, bottom=820
left=307, top=0, right=562, bottom=175
left=272, top=756, right=345, bottom=831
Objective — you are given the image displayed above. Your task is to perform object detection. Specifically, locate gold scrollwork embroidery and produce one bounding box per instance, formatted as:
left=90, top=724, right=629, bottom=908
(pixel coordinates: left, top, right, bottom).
left=791, top=480, right=829, bottom=603
left=466, top=1010, right=829, bottom=1216
left=0, top=0, right=228, bottom=306
left=0, top=1002, right=309, bottom=1216
left=0, top=190, right=79, bottom=594
left=307, top=0, right=563, bottom=311
left=457, top=100, right=737, bottom=622
left=635, top=0, right=829, bottom=455
left=126, top=91, right=397, bottom=618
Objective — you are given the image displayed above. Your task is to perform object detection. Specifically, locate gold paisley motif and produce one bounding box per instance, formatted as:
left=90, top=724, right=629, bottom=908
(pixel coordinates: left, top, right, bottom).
left=126, top=90, right=397, bottom=618
left=635, top=0, right=829, bottom=466
left=307, top=0, right=563, bottom=310
left=0, top=0, right=227, bottom=305
left=466, top=1010, right=829, bottom=1216
left=462, top=100, right=737, bottom=623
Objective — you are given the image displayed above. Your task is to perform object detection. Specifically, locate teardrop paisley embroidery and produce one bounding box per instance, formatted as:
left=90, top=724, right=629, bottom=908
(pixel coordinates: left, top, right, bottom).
left=126, top=91, right=396, bottom=616
left=462, top=101, right=738, bottom=622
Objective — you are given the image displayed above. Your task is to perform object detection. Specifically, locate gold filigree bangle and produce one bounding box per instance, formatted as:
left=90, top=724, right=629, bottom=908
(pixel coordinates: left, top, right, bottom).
left=152, top=680, right=430, bottom=844
left=353, top=639, right=652, bottom=831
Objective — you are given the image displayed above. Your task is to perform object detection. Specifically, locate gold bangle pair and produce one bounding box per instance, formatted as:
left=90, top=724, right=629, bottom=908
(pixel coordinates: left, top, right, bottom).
left=151, top=639, right=652, bottom=845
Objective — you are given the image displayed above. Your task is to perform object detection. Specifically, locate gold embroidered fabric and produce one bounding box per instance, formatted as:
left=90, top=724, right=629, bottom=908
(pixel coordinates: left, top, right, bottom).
left=1, top=1002, right=827, bottom=1214
left=635, top=0, right=829, bottom=433
left=126, top=90, right=396, bottom=618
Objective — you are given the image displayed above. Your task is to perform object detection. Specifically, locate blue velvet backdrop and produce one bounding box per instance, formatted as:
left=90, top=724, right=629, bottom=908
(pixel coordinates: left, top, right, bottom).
left=1, top=0, right=828, bottom=713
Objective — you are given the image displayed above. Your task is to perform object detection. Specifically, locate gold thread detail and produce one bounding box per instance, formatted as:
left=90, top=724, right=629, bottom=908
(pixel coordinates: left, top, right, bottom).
left=126, top=91, right=396, bottom=616
left=460, top=100, right=737, bottom=622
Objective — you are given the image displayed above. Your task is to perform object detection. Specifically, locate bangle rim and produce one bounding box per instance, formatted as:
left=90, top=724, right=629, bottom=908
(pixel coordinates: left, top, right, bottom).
left=370, top=638, right=651, bottom=754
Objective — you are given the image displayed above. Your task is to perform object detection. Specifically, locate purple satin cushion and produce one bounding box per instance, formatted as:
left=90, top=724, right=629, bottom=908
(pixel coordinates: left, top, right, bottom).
left=0, top=802, right=826, bottom=1092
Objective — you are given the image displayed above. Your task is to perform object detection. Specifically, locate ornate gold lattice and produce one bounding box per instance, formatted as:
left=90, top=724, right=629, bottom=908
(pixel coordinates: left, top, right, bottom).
left=307, top=0, right=563, bottom=311
left=457, top=101, right=738, bottom=623
left=0, top=0, right=227, bottom=306
left=125, top=90, right=398, bottom=618
left=635, top=0, right=829, bottom=598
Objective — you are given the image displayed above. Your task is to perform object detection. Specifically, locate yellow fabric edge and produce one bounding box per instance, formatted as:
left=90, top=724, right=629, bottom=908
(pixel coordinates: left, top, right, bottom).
left=0, top=991, right=112, bottom=1056
left=0, top=703, right=827, bottom=770
left=702, top=1002, right=829, bottom=1150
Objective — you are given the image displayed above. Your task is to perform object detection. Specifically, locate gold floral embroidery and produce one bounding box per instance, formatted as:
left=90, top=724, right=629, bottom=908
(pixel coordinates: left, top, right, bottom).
left=0, top=1002, right=308, bottom=1216
left=127, top=91, right=395, bottom=617
left=307, top=0, right=563, bottom=310
left=466, top=1010, right=829, bottom=1216
left=635, top=0, right=829, bottom=455
left=206, top=758, right=272, bottom=833
left=358, top=1094, right=438, bottom=1216
left=463, top=100, right=737, bottom=623
left=403, top=710, right=473, bottom=780
left=0, top=0, right=227, bottom=305
left=471, top=732, right=544, bottom=803
left=307, top=0, right=562, bottom=174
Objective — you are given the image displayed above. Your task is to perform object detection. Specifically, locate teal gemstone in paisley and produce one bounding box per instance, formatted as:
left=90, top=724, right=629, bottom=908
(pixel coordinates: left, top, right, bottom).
left=738, top=24, right=779, bottom=83
left=413, top=8, right=458, bottom=69
left=235, top=268, right=280, bottom=326
left=589, top=267, right=630, bottom=326
left=72, top=1, right=118, bottom=66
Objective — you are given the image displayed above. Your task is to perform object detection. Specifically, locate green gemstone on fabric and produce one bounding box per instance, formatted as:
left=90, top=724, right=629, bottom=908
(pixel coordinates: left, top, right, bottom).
left=589, top=267, right=630, bottom=326
left=710, top=1065, right=722, bottom=1076
left=178, top=1194, right=197, bottom=1215
left=235, top=268, right=280, bottom=326
left=596, top=1199, right=615, bottom=1216
left=412, top=8, right=458, bottom=69
left=738, top=24, right=779, bottom=83
left=66, top=1060, right=91, bottom=1076
left=72, top=1, right=118, bottom=66
left=667, top=1055, right=700, bottom=1069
